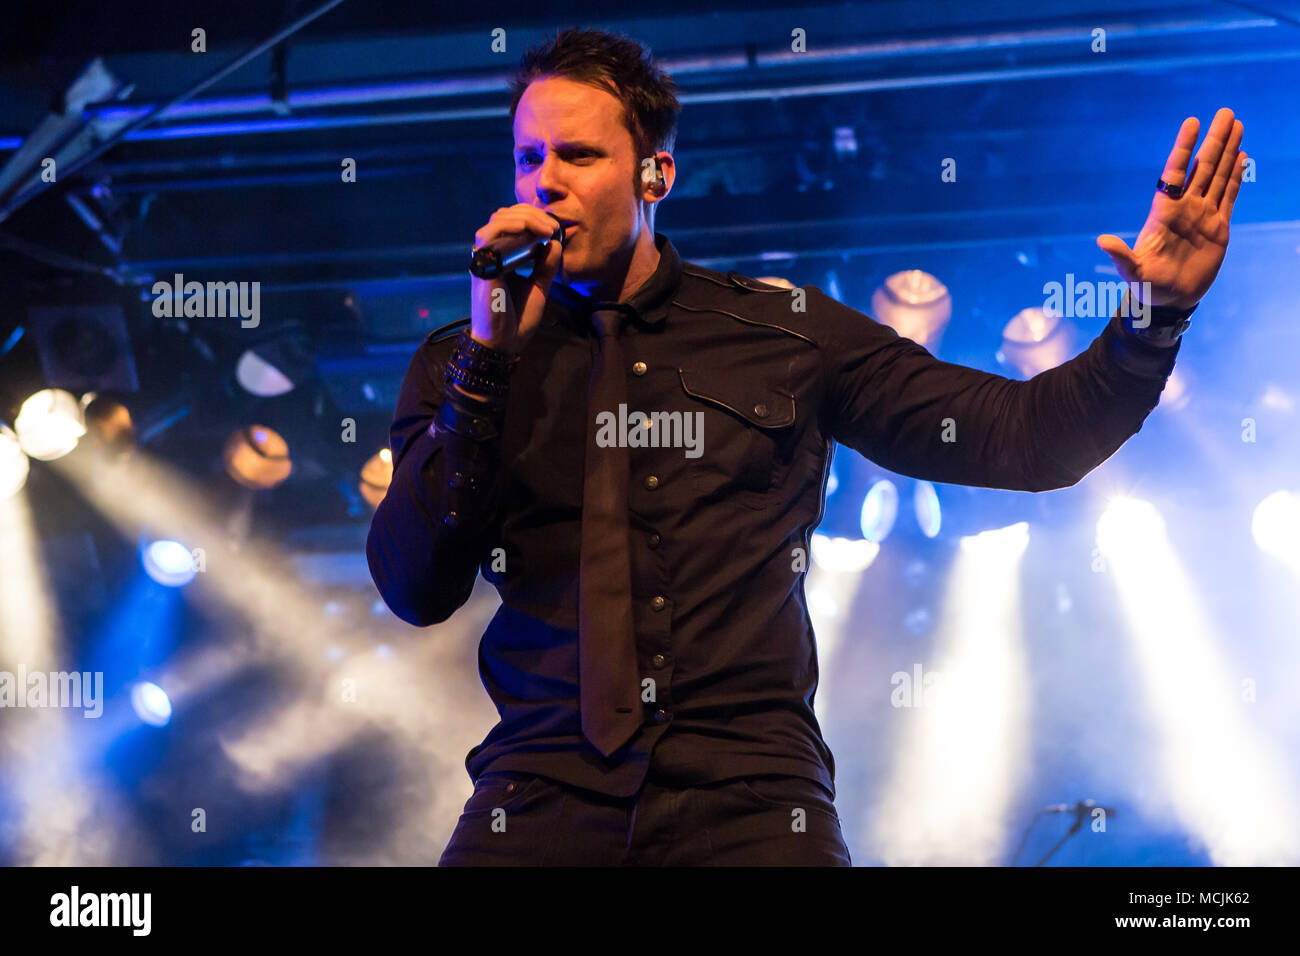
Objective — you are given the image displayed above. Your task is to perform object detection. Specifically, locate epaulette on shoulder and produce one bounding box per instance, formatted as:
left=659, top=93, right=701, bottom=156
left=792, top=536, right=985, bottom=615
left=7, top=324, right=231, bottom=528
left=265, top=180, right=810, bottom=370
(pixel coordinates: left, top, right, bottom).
left=424, top=317, right=471, bottom=345
left=725, top=271, right=793, bottom=293
left=681, top=264, right=793, bottom=293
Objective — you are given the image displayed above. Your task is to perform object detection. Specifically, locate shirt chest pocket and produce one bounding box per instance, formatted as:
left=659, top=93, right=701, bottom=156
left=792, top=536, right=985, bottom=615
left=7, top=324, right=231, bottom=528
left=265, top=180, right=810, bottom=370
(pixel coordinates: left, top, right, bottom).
left=677, top=366, right=797, bottom=510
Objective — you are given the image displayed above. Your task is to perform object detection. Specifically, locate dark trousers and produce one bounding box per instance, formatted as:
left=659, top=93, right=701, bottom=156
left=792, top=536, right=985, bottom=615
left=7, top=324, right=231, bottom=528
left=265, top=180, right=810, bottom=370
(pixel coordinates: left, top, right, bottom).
left=437, top=770, right=853, bottom=866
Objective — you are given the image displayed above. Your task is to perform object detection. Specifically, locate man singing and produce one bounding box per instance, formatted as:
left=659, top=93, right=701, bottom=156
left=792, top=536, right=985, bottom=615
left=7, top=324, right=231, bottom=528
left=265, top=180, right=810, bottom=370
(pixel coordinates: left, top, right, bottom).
left=366, top=27, right=1246, bottom=865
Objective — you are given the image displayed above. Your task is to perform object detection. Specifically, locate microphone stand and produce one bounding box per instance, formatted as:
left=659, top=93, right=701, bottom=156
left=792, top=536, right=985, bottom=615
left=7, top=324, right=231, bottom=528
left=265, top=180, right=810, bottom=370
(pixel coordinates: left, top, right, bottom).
left=1009, top=800, right=1113, bottom=866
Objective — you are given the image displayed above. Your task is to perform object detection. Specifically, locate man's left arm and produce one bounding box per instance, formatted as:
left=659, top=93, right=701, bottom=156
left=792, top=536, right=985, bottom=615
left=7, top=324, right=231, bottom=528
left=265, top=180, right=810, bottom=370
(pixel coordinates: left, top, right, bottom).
left=819, top=106, right=1248, bottom=492
left=815, top=287, right=1185, bottom=492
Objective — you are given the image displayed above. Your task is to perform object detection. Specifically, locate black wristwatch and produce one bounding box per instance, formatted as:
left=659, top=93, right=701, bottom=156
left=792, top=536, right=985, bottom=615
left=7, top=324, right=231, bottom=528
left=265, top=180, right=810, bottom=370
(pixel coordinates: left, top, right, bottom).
left=1122, top=289, right=1196, bottom=346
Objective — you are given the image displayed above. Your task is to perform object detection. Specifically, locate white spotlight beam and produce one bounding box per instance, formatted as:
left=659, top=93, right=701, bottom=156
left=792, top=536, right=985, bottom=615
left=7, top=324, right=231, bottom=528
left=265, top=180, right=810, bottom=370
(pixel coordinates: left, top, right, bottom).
left=1098, top=497, right=1300, bottom=865
left=869, top=523, right=1030, bottom=865
left=0, top=494, right=138, bottom=864
left=50, top=444, right=502, bottom=862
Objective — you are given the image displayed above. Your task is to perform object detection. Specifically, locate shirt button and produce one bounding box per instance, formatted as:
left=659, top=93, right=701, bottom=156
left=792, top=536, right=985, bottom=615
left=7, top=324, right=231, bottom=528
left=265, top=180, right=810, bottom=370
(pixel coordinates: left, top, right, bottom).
left=652, top=653, right=666, bottom=668
left=443, top=512, right=460, bottom=529
left=648, top=533, right=661, bottom=548
left=505, top=782, right=516, bottom=792
left=651, top=595, right=665, bottom=611
left=644, top=475, right=660, bottom=490
left=632, top=361, right=647, bottom=376
left=653, top=709, right=670, bottom=724
left=753, top=403, right=769, bottom=418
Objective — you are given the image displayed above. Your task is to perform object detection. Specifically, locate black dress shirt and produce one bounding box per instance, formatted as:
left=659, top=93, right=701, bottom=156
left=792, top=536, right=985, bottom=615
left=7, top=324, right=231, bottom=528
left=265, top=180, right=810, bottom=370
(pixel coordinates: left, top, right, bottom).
left=366, top=232, right=1184, bottom=799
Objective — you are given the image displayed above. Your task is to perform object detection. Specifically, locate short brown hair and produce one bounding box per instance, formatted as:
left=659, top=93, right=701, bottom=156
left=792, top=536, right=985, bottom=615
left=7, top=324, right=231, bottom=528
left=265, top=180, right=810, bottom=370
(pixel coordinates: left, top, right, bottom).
left=508, top=27, right=681, bottom=165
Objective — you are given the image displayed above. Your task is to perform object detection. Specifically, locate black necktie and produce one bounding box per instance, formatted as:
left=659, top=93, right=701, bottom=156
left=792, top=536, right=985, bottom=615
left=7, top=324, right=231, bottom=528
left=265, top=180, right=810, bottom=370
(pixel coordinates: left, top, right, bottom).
left=579, top=308, right=641, bottom=757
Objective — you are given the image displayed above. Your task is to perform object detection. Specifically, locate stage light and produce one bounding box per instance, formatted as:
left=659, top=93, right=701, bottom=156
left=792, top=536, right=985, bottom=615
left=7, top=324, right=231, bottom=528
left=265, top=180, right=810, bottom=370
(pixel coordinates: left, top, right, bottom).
left=1252, top=490, right=1300, bottom=567
left=14, top=388, right=86, bottom=460
left=235, top=329, right=314, bottom=397
left=959, top=521, right=1030, bottom=560
left=141, top=539, right=197, bottom=587
left=902, top=557, right=930, bottom=588
left=26, top=303, right=138, bottom=393
left=860, top=479, right=899, bottom=542
left=807, top=586, right=839, bottom=619
left=130, top=681, right=172, bottom=727
left=1103, top=494, right=1300, bottom=864
left=870, top=270, right=952, bottom=353
left=804, top=529, right=877, bottom=714
left=999, top=307, right=1078, bottom=379
left=1161, top=366, right=1193, bottom=411
left=1259, top=383, right=1294, bottom=412
left=235, top=350, right=294, bottom=397
left=832, top=125, right=858, bottom=159
left=914, top=480, right=942, bottom=538
left=811, top=532, right=880, bottom=573
left=222, top=425, right=292, bottom=489
left=871, top=515, right=1030, bottom=865
left=81, top=393, right=135, bottom=456
left=0, top=424, right=29, bottom=499
left=359, top=447, right=393, bottom=508
left=1096, top=497, right=1165, bottom=559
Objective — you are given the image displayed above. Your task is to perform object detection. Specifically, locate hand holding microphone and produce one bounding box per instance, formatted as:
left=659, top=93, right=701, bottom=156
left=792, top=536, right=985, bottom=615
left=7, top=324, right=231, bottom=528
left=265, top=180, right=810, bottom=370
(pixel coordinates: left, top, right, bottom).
left=470, top=215, right=565, bottom=279
left=468, top=204, right=567, bottom=356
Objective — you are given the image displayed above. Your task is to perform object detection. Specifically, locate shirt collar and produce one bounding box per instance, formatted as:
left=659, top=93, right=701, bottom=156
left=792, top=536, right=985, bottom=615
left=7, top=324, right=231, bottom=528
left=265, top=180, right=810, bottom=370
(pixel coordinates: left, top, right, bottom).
left=546, top=232, right=681, bottom=333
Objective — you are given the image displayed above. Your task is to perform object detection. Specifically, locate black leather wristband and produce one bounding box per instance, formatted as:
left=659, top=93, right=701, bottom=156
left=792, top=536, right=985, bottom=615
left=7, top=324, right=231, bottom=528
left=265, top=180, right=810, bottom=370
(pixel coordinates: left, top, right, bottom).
left=434, top=392, right=503, bottom=442
left=1121, top=288, right=1196, bottom=343
left=443, top=329, right=519, bottom=400
left=445, top=361, right=511, bottom=399
left=445, top=381, right=505, bottom=413
left=453, top=329, right=521, bottom=369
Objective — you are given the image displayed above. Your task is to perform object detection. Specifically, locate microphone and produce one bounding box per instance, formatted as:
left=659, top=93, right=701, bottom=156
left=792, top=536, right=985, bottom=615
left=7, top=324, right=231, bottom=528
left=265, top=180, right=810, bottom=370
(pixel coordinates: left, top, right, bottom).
left=469, top=218, right=566, bottom=279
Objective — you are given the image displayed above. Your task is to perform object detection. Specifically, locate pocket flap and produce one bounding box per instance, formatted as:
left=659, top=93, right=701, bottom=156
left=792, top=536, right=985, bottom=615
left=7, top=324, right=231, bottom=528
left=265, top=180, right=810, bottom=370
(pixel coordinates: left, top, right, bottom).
left=677, top=367, right=795, bottom=429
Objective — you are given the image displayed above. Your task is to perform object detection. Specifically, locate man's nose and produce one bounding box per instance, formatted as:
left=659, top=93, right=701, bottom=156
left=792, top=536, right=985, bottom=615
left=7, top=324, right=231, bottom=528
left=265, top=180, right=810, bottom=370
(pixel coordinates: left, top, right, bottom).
left=535, top=154, right=566, bottom=201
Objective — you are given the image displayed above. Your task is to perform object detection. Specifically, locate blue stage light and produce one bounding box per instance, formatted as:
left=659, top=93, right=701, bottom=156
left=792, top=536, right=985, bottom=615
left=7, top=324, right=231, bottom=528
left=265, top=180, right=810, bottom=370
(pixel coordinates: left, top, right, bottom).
left=861, top=479, right=899, bottom=542
left=914, top=480, right=942, bottom=538
left=130, top=681, right=172, bottom=727
left=141, top=539, right=197, bottom=587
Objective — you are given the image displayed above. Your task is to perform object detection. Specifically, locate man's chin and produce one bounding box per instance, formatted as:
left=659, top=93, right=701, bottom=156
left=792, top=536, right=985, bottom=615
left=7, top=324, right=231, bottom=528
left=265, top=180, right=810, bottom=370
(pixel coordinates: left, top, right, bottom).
left=559, top=261, right=599, bottom=283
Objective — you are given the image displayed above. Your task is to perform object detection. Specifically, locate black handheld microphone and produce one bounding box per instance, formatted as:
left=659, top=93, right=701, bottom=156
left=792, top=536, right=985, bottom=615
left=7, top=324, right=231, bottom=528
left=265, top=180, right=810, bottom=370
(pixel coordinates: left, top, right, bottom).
left=469, top=219, right=566, bottom=279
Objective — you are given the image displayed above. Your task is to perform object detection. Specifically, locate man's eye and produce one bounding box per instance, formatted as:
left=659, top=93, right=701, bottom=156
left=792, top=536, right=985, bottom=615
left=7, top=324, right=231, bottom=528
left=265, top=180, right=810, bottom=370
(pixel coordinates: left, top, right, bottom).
left=517, top=152, right=595, bottom=167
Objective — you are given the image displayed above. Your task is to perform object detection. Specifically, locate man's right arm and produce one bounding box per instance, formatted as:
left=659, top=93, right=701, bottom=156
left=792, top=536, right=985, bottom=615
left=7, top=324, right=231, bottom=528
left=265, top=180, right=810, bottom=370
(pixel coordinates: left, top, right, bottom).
left=366, top=328, right=508, bottom=627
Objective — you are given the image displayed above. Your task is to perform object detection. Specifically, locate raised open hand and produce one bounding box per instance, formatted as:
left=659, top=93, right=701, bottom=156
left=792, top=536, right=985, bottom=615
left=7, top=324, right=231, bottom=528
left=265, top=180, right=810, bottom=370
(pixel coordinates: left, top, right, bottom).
left=1096, top=107, right=1247, bottom=311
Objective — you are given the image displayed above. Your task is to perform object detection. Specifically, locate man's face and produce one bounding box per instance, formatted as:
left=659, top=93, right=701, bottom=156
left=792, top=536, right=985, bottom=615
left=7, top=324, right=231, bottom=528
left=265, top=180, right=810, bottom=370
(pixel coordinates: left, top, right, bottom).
left=513, top=76, right=650, bottom=283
